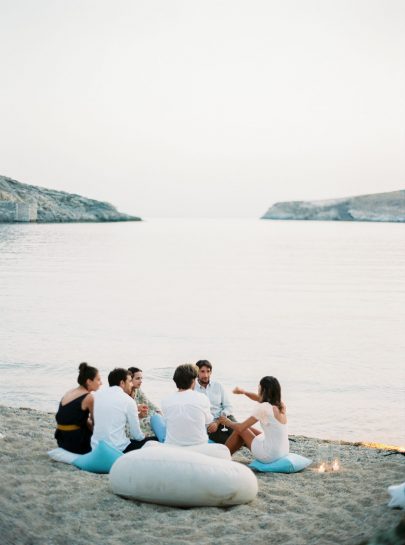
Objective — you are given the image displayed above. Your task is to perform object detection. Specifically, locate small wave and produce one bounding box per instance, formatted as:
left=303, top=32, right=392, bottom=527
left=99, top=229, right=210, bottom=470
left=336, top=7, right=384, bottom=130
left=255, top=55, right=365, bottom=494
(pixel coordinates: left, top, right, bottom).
left=0, top=361, right=43, bottom=370
left=146, top=367, right=176, bottom=381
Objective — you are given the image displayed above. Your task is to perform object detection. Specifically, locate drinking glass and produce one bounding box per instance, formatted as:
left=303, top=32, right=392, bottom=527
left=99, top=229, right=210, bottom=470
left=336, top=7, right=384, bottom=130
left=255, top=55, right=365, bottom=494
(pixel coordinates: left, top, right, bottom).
left=221, top=411, right=228, bottom=431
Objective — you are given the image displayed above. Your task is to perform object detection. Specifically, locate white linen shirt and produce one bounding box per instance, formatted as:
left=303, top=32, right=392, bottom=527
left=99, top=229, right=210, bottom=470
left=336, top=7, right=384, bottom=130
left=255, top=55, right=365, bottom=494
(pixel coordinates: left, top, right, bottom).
left=161, top=390, right=213, bottom=446
left=91, top=386, right=144, bottom=452
left=194, top=380, right=233, bottom=419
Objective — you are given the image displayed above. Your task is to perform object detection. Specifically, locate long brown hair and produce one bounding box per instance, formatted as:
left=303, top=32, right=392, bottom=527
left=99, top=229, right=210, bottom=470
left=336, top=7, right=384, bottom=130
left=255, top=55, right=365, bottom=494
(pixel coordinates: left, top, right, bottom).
left=259, top=376, right=284, bottom=413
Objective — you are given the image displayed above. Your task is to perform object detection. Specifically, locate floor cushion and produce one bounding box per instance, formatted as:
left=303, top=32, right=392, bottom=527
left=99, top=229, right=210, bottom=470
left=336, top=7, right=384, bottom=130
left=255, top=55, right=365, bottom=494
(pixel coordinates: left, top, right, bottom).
left=388, top=482, right=405, bottom=509
left=144, top=441, right=231, bottom=460
left=249, top=453, right=312, bottom=473
left=73, top=440, right=123, bottom=473
left=47, top=447, right=80, bottom=465
left=110, top=446, right=258, bottom=507
left=181, top=442, right=231, bottom=460
left=150, top=414, right=166, bottom=442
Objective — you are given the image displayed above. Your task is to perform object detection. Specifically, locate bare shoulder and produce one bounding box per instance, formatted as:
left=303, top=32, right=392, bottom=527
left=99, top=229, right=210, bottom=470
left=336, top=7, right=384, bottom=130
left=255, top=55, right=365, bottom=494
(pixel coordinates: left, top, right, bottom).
left=82, top=392, right=94, bottom=409
left=61, top=388, right=87, bottom=406
left=272, top=403, right=287, bottom=424
left=60, top=388, right=77, bottom=405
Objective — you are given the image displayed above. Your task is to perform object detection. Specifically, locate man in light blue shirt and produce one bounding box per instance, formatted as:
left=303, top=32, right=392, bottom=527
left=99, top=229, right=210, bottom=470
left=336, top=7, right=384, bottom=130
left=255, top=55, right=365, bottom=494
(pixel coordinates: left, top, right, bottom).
left=194, top=360, right=236, bottom=444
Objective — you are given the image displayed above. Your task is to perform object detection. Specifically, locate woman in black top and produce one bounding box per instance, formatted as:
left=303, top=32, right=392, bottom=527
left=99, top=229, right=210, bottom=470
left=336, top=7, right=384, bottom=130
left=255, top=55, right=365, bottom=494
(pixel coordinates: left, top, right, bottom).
left=55, top=362, right=102, bottom=454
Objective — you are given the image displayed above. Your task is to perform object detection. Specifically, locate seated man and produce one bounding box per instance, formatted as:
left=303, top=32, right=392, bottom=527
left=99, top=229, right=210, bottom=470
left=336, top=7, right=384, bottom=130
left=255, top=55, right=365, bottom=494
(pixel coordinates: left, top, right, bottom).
left=161, top=364, right=213, bottom=446
left=194, top=359, right=236, bottom=444
left=91, top=367, right=157, bottom=453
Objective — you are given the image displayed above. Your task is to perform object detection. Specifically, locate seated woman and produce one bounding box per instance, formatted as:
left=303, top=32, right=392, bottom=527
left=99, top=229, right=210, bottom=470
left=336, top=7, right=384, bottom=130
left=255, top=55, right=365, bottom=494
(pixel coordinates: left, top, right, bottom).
left=128, top=366, right=162, bottom=437
left=218, top=376, right=289, bottom=463
left=55, top=362, right=102, bottom=454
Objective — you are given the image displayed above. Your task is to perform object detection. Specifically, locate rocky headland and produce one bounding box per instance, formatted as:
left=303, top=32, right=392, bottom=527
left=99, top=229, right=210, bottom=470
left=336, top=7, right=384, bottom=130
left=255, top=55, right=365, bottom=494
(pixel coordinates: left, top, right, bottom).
left=0, top=175, right=141, bottom=223
left=262, top=190, right=405, bottom=223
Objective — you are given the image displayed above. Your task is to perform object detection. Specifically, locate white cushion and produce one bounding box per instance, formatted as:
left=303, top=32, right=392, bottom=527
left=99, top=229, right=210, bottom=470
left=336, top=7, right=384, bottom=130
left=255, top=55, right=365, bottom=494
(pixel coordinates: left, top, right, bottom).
left=110, top=447, right=258, bottom=507
left=143, top=441, right=231, bottom=460
left=180, top=442, right=231, bottom=460
left=47, top=447, right=80, bottom=464
left=388, top=482, right=405, bottom=509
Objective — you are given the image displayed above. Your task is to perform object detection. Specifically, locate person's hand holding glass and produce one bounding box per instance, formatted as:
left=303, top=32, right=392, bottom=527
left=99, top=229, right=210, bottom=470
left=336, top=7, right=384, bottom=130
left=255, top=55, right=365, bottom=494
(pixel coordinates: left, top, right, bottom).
left=218, top=411, right=229, bottom=431
left=138, top=404, right=149, bottom=418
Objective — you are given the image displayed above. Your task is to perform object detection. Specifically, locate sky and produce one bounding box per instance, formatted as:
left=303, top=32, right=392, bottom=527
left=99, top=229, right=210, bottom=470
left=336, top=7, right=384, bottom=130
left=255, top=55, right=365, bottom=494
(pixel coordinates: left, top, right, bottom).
left=0, top=0, right=404, bottom=218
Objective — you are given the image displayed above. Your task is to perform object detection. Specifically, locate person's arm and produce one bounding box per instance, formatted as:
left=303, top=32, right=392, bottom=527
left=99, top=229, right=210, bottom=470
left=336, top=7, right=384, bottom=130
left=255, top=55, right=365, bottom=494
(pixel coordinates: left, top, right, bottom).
left=220, top=384, right=233, bottom=415
left=207, top=421, right=218, bottom=433
left=82, top=393, right=95, bottom=430
left=126, top=399, right=145, bottom=441
left=218, top=415, right=258, bottom=433
left=203, top=397, right=214, bottom=427
left=140, top=390, right=161, bottom=414
left=233, top=386, right=260, bottom=402
left=207, top=384, right=233, bottom=433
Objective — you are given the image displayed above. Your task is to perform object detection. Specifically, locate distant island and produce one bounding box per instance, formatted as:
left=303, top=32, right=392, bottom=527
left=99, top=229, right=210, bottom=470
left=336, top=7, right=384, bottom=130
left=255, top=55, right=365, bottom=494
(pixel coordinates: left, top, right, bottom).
left=0, top=175, right=141, bottom=223
left=261, top=190, right=405, bottom=223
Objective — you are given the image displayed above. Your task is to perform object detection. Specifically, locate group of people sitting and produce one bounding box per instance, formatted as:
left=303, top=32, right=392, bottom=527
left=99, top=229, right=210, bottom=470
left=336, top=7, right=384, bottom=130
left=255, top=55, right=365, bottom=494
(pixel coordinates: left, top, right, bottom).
left=55, top=360, right=289, bottom=464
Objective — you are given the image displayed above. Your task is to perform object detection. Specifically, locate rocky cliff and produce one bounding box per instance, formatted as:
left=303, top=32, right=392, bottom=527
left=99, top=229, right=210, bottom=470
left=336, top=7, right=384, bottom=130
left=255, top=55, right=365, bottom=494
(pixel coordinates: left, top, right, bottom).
left=261, top=190, right=405, bottom=223
left=0, top=175, right=141, bottom=223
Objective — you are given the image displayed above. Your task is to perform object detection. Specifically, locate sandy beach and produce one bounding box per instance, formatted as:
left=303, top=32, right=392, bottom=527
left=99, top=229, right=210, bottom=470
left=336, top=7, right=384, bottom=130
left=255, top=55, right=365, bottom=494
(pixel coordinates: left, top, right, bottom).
left=0, top=405, right=404, bottom=545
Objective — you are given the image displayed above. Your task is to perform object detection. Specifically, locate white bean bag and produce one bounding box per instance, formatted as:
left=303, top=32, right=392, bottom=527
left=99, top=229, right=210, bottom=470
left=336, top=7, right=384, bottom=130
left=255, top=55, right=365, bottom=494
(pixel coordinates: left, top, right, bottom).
left=143, top=440, right=231, bottom=460
left=388, top=482, right=405, bottom=509
left=109, top=446, right=258, bottom=507
left=181, top=442, right=231, bottom=460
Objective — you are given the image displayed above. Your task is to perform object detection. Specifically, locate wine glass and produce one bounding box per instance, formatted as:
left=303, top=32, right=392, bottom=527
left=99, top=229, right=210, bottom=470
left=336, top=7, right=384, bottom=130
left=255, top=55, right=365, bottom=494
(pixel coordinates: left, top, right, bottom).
left=221, top=410, right=228, bottom=431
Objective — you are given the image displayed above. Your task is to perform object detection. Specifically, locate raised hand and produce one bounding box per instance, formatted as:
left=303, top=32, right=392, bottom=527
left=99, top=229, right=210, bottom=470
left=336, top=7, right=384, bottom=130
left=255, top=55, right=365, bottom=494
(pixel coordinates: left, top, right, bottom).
left=232, top=386, right=245, bottom=395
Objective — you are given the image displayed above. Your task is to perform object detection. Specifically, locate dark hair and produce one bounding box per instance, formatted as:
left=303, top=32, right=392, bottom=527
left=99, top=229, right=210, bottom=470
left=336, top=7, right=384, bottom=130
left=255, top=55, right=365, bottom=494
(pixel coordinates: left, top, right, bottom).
left=77, top=362, right=98, bottom=387
left=128, top=367, right=142, bottom=377
left=108, top=368, right=131, bottom=387
left=259, top=376, right=284, bottom=412
left=195, top=360, right=212, bottom=371
left=173, top=364, right=198, bottom=389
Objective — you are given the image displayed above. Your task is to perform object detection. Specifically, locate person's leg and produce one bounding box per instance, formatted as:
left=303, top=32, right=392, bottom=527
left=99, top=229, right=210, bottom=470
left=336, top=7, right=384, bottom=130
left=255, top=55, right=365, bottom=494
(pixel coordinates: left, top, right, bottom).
left=225, top=431, right=244, bottom=454
left=225, top=428, right=257, bottom=455
left=208, top=427, right=232, bottom=445
left=208, top=414, right=238, bottom=445
left=123, top=436, right=157, bottom=453
left=238, top=428, right=257, bottom=450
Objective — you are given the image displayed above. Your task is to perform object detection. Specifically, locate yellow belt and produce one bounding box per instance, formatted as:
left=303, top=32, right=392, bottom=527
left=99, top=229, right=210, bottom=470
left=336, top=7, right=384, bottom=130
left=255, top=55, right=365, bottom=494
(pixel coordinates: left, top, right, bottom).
left=56, top=424, right=81, bottom=431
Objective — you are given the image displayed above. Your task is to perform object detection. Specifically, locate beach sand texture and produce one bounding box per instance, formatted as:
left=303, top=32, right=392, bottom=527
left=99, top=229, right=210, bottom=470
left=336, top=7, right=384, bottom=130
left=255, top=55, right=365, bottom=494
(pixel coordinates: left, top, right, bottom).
left=0, top=406, right=404, bottom=545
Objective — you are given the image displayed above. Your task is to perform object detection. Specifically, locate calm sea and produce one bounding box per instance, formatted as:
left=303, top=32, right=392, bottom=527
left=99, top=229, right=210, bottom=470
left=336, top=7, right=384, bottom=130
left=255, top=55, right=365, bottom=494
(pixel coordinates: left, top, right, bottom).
left=0, top=219, right=404, bottom=446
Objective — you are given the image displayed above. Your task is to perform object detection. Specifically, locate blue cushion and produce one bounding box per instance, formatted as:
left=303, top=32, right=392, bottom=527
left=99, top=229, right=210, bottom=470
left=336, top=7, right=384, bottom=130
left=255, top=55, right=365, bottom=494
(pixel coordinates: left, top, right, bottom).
left=150, top=414, right=166, bottom=443
left=249, top=453, right=312, bottom=473
left=73, top=440, right=123, bottom=474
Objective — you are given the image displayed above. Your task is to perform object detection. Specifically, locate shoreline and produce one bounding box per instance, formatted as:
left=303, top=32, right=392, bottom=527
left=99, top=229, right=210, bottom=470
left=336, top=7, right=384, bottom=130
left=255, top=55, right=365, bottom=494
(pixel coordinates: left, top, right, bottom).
left=1, top=405, right=404, bottom=545
left=2, top=400, right=403, bottom=450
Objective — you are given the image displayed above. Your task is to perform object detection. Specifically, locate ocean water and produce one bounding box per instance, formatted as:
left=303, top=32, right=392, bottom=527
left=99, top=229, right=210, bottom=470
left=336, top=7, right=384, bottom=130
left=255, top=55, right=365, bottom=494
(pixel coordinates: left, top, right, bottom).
left=0, top=219, right=404, bottom=446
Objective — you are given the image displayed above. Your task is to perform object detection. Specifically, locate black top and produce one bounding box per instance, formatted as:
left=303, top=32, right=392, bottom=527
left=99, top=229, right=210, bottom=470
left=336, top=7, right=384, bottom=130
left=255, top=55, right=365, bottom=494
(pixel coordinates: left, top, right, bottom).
left=54, top=393, right=92, bottom=454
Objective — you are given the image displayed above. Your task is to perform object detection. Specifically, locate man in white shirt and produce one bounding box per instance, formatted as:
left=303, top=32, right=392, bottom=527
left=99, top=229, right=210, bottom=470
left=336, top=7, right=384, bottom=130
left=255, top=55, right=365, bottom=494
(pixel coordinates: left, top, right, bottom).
left=194, top=359, right=236, bottom=444
left=161, top=364, right=213, bottom=446
left=91, top=368, right=157, bottom=452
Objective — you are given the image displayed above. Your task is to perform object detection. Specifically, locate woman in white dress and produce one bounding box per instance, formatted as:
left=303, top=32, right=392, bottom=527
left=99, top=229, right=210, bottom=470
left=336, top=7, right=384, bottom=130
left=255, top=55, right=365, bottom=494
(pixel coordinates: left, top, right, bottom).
left=218, top=376, right=289, bottom=463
